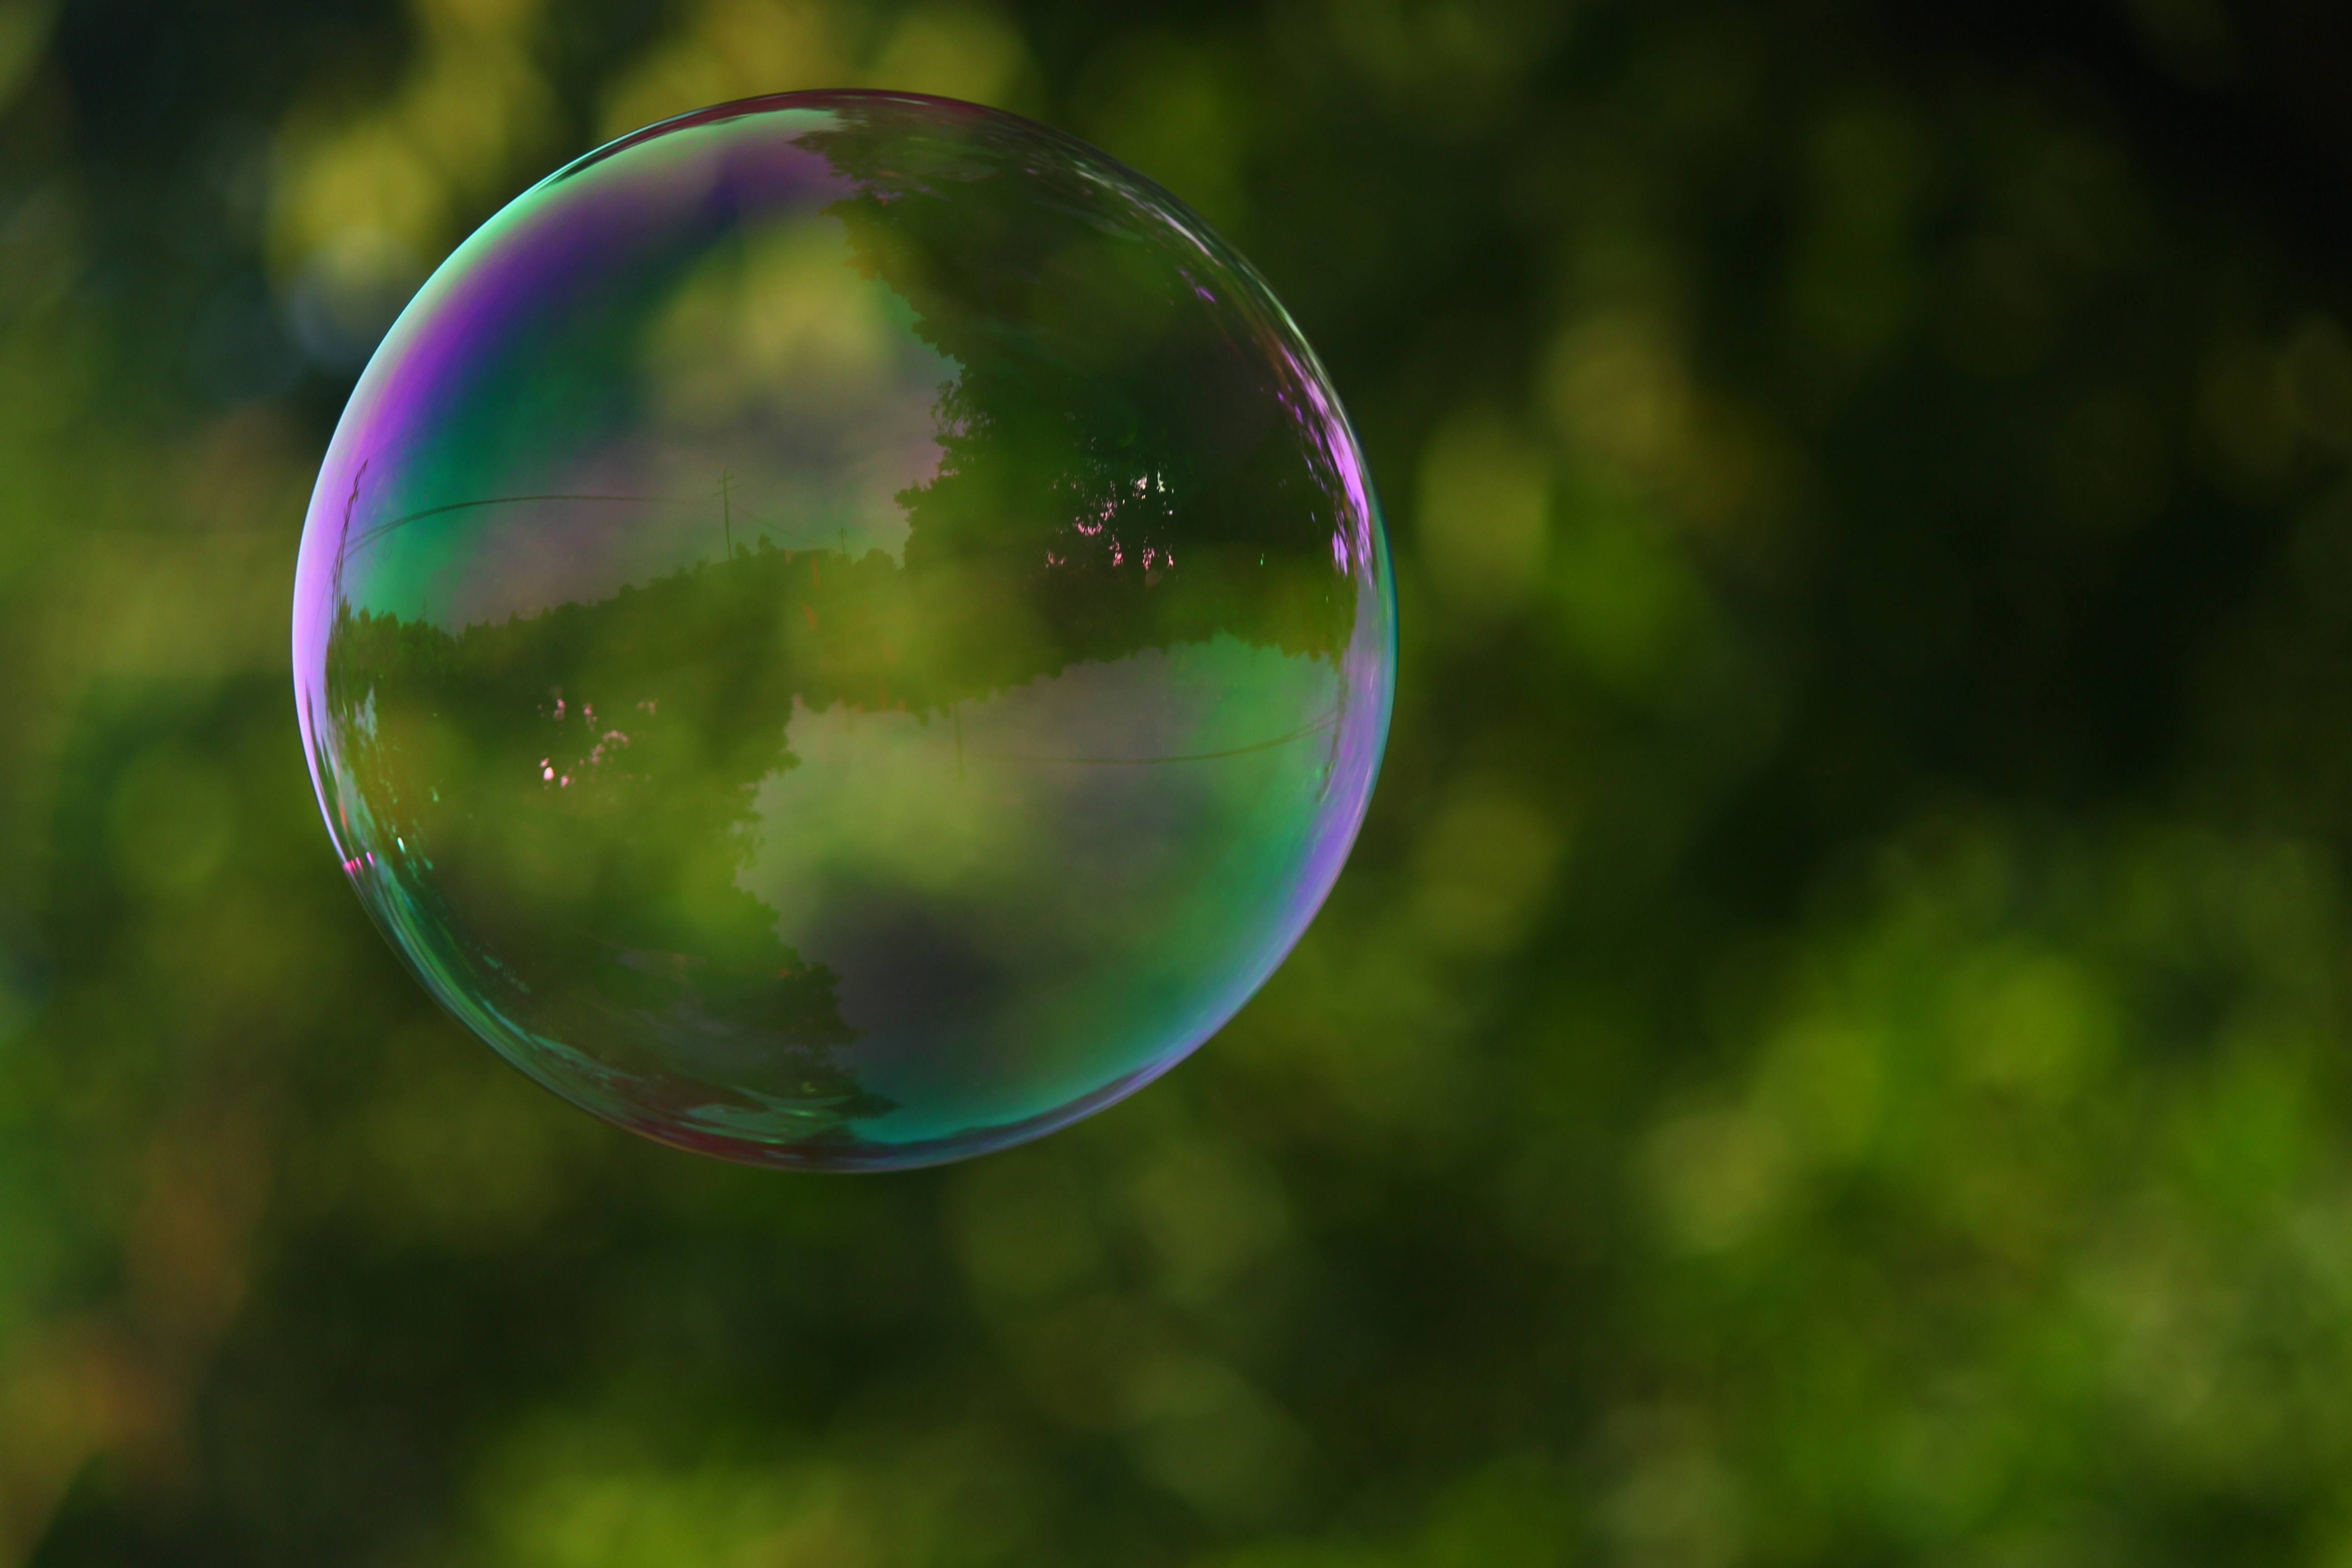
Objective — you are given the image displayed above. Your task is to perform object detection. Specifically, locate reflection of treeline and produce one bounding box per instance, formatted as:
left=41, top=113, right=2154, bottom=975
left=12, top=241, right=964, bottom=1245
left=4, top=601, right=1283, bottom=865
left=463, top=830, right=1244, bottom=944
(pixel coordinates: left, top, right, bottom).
left=804, top=97, right=1362, bottom=672
left=327, top=546, right=890, bottom=1137
left=324, top=432, right=1356, bottom=1116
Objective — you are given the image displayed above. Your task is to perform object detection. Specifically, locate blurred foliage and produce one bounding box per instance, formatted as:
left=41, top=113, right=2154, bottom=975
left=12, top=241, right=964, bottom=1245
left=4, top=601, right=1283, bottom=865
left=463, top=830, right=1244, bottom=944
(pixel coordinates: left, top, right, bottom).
left=8, top=0, right=2352, bottom=1562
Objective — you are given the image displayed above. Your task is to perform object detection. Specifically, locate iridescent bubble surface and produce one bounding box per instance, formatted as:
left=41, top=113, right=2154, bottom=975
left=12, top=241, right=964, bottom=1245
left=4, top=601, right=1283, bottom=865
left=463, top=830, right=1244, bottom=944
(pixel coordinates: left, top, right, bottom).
left=292, top=92, right=1394, bottom=1170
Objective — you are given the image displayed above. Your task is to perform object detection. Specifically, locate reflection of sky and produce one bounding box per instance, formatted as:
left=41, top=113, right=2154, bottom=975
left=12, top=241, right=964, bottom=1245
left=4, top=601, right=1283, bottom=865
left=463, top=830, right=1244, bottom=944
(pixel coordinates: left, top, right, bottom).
left=347, top=220, right=952, bottom=629
left=297, top=107, right=957, bottom=641
left=736, top=634, right=1349, bottom=1142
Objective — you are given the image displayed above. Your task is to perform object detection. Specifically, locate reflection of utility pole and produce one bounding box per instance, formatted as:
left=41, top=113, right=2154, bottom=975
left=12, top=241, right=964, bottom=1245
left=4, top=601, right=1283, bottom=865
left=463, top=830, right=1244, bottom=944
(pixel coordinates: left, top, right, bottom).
left=330, top=457, right=368, bottom=602
left=954, top=703, right=964, bottom=783
left=719, top=470, right=736, bottom=559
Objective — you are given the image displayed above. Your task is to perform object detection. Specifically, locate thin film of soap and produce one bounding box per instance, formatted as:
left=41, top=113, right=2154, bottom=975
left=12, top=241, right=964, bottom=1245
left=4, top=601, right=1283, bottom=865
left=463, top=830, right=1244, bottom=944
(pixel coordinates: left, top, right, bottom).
left=293, top=91, right=1395, bottom=1170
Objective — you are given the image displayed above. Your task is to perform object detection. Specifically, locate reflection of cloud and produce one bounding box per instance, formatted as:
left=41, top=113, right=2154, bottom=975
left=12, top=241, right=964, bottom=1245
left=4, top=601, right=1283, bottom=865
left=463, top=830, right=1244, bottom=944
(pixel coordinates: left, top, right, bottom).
left=384, top=491, right=711, bottom=631
left=742, top=641, right=1328, bottom=944
left=736, top=636, right=1344, bottom=1133
left=747, top=696, right=1016, bottom=944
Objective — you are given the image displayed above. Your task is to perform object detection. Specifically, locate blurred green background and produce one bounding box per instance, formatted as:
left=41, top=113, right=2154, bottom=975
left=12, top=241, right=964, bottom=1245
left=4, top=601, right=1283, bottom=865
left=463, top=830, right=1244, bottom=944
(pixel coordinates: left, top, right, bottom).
left=7, top=0, right=2352, bottom=1561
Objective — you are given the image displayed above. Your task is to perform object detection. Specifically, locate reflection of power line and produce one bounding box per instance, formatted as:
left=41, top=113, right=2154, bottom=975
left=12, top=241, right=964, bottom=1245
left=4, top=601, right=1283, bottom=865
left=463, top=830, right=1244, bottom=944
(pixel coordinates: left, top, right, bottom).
left=969, top=710, right=1337, bottom=766
left=327, top=458, right=369, bottom=605
left=341, top=492, right=696, bottom=561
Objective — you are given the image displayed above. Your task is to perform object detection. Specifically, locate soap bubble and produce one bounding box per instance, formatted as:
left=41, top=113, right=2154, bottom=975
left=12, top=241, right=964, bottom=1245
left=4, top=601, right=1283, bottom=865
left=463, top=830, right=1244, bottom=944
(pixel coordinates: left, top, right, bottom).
left=292, top=92, right=1394, bottom=1170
